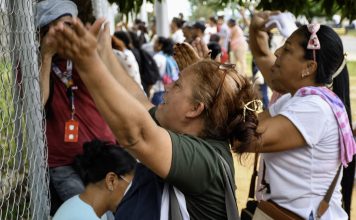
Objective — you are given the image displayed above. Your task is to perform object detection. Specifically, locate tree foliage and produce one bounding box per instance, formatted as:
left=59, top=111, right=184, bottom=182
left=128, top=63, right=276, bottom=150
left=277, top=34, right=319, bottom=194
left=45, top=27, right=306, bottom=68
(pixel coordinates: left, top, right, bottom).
left=108, top=0, right=355, bottom=21
left=253, top=0, right=356, bottom=21
left=108, top=0, right=161, bottom=16
left=190, top=0, right=224, bottom=21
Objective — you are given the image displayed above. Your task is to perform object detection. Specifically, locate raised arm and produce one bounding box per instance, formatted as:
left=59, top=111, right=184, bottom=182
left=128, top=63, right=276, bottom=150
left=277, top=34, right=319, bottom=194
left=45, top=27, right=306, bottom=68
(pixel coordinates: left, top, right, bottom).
left=96, top=21, right=153, bottom=110
left=48, top=18, right=171, bottom=178
left=39, top=32, right=57, bottom=106
left=249, top=11, right=277, bottom=86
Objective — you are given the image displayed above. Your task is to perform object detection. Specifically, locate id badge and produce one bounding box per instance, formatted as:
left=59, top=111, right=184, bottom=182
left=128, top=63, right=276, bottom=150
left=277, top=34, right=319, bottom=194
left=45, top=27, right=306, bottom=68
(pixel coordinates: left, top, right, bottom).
left=64, top=120, right=79, bottom=142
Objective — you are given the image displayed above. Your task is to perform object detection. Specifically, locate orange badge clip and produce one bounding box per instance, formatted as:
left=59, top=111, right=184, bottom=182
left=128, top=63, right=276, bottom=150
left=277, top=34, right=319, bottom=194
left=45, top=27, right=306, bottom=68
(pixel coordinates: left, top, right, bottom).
left=64, top=120, right=79, bottom=143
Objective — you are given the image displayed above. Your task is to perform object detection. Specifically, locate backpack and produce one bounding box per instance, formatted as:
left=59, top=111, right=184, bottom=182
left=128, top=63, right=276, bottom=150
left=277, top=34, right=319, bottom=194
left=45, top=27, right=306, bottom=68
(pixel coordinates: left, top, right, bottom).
left=162, top=55, right=179, bottom=85
left=139, top=49, right=160, bottom=88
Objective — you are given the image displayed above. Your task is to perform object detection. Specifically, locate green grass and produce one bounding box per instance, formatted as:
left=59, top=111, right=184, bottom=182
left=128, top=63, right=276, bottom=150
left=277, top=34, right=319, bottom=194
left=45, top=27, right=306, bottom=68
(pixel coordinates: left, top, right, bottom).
left=0, top=62, right=30, bottom=220
left=246, top=52, right=253, bottom=77
left=347, top=29, right=356, bottom=37
left=348, top=60, right=356, bottom=120
left=347, top=61, right=356, bottom=77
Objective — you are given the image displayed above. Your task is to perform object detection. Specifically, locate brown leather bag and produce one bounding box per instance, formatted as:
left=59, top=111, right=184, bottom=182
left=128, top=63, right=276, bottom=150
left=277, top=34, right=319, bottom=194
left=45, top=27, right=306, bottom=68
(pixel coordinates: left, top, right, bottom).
left=253, top=200, right=303, bottom=220
left=246, top=154, right=342, bottom=220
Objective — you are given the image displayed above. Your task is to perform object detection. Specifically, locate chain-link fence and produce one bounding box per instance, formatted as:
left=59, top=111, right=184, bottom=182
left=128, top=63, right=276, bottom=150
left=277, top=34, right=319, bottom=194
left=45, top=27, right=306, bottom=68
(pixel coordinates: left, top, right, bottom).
left=0, top=0, right=49, bottom=219
left=0, top=0, right=116, bottom=218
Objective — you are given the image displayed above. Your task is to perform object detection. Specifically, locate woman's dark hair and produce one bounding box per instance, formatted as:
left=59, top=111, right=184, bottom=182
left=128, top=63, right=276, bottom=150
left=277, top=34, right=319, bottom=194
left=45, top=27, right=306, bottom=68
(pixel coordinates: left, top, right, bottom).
left=172, top=17, right=184, bottom=29
left=157, top=36, right=174, bottom=56
left=228, top=18, right=236, bottom=26
left=209, top=16, right=217, bottom=24
left=138, top=23, right=148, bottom=33
left=128, top=31, right=142, bottom=49
left=134, top=18, right=143, bottom=25
left=189, top=60, right=261, bottom=153
left=207, top=42, right=221, bottom=59
left=296, top=25, right=351, bottom=123
left=74, top=140, right=136, bottom=185
left=114, top=31, right=131, bottom=49
left=209, top=34, right=220, bottom=43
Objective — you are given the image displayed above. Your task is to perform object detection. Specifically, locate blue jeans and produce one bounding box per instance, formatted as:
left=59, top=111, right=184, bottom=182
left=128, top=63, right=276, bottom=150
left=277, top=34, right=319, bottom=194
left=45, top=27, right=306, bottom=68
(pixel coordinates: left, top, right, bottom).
left=151, top=91, right=164, bottom=106
left=309, top=211, right=314, bottom=220
left=49, top=165, right=85, bottom=201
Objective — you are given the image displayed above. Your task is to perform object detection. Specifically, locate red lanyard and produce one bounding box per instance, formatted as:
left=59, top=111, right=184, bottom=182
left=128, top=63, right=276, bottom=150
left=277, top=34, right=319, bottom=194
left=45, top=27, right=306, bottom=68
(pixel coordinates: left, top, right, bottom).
left=52, top=60, right=77, bottom=119
left=52, top=60, right=79, bottom=142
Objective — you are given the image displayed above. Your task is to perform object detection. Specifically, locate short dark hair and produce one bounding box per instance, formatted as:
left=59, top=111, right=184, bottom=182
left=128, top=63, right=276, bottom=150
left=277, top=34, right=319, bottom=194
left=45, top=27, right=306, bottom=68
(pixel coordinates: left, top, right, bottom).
left=134, top=18, right=143, bottom=25
left=209, top=16, right=217, bottom=24
left=207, top=42, right=221, bottom=59
left=157, top=36, right=174, bottom=56
left=209, top=34, right=220, bottom=42
left=74, top=140, right=137, bottom=185
left=114, top=31, right=131, bottom=48
left=172, top=17, right=184, bottom=28
left=192, top=22, right=206, bottom=33
left=128, top=31, right=141, bottom=49
left=228, top=18, right=236, bottom=26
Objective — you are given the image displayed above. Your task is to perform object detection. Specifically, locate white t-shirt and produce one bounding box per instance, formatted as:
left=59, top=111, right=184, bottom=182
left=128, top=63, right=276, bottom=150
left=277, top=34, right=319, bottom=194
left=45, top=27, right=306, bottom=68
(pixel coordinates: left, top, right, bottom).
left=113, top=49, right=142, bottom=86
left=152, top=52, right=167, bottom=94
left=53, top=195, right=102, bottom=220
left=171, top=29, right=185, bottom=44
left=203, top=26, right=217, bottom=44
left=263, top=94, right=347, bottom=220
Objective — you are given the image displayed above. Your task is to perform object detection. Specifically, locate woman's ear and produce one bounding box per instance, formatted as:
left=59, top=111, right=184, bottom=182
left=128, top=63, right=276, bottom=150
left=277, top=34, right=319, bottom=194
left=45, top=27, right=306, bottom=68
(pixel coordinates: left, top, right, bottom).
left=105, top=172, right=118, bottom=191
left=186, top=102, right=205, bottom=118
left=307, top=60, right=318, bottom=75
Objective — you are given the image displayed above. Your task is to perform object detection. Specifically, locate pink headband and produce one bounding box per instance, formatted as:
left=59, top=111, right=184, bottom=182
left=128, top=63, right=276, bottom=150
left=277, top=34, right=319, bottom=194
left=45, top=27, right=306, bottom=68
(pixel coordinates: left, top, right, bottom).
left=307, top=23, right=321, bottom=61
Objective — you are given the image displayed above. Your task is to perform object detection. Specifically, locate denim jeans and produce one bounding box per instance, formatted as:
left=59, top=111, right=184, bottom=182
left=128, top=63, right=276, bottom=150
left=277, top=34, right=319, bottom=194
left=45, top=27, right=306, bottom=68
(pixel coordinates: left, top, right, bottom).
left=151, top=91, right=164, bottom=106
left=309, top=211, right=314, bottom=220
left=49, top=165, right=85, bottom=201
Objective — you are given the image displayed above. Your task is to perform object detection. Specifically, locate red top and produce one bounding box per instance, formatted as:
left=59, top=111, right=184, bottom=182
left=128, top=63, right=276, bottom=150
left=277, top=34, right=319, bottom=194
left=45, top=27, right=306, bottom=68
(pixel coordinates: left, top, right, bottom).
left=46, top=59, right=116, bottom=167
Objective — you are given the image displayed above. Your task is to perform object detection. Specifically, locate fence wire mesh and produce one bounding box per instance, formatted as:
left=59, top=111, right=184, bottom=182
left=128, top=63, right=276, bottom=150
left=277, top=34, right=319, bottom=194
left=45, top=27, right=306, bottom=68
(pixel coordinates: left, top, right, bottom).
left=0, top=0, right=49, bottom=219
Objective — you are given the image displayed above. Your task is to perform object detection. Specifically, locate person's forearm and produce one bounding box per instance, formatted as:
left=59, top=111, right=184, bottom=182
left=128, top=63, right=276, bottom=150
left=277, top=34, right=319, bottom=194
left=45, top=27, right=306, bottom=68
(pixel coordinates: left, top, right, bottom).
left=100, top=49, right=152, bottom=110
left=75, top=53, right=172, bottom=177
left=249, top=25, right=270, bottom=59
left=39, top=54, right=52, bottom=106
left=75, top=53, right=155, bottom=146
left=249, top=25, right=275, bottom=87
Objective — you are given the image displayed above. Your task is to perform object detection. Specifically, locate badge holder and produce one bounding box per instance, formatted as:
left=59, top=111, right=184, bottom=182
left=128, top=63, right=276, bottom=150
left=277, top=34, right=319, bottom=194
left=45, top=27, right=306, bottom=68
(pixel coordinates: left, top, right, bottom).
left=64, top=119, right=79, bottom=142
left=64, top=85, right=79, bottom=143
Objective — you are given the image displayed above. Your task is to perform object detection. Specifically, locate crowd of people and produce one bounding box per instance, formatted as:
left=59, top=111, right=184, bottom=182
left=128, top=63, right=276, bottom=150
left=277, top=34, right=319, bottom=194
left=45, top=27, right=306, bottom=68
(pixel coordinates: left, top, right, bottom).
left=36, top=0, right=356, bottom=219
